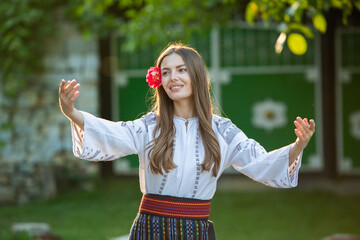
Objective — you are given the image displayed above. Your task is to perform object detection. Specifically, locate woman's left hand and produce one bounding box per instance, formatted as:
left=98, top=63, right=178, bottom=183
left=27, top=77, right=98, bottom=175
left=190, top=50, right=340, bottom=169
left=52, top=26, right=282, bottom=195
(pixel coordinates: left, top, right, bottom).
left=293, top=116, right=316, bottom=150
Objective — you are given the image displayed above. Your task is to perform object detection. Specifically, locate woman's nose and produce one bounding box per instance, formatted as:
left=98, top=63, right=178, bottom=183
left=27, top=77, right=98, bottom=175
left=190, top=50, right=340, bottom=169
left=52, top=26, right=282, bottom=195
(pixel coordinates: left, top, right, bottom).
left=170, top=70, right=178, bottom=81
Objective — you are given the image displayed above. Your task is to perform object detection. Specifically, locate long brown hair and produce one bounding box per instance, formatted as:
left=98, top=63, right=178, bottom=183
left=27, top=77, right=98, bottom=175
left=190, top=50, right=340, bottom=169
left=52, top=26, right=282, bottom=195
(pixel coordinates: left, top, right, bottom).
left=147, top=43, right=221, bottom=177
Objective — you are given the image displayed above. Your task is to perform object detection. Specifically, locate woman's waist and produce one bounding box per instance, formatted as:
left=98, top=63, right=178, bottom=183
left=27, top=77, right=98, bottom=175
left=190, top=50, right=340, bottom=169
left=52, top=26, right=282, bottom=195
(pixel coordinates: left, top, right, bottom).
left=138, top=193, right=212, bottom=219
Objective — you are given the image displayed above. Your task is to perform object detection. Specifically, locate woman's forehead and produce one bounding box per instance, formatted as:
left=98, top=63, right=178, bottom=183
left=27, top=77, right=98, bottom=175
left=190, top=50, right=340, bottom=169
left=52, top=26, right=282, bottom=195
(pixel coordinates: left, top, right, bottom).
left=161, top=53, right=185, bottom=69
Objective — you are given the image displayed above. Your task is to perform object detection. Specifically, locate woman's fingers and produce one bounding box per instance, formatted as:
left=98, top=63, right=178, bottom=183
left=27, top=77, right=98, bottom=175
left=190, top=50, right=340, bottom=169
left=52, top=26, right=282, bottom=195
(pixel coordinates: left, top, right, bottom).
left=304, top=118, right=309, bottom=126
left=64, top=80, right=77, bottom=96
left=59, top=79, right=66, bottom=94
left=294, top=118, right=308, bottom=136
left=59, top=79, right=80, bottom=114
left=309, top=119, right=316, bottom=131
left=59, top=79, right=79, bottom=99
left=294, top=128, right=304, bottom=141
left=59, top=79, right=71, bottom=95
left=293, top=117, right=316, bottom=150
left=69, top=91, right=79, bottom=102
left=67, top=83, right=80, bottom=99
left=295, top=116, right=316, bottom=141
left=294, top=118, right=307, bottom=136
left=58, top=79, right=83, bottom=125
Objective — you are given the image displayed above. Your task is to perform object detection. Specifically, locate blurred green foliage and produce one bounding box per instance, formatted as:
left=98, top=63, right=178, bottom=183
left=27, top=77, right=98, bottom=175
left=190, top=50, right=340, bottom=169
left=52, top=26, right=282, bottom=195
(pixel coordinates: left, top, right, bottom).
left=0, top=0, right=60, bottom=98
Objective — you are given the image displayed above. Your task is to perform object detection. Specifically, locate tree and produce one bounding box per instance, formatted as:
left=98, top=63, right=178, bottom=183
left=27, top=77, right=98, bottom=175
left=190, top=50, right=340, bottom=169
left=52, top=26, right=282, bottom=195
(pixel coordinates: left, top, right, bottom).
left=69, top=0, right=360, bottom=55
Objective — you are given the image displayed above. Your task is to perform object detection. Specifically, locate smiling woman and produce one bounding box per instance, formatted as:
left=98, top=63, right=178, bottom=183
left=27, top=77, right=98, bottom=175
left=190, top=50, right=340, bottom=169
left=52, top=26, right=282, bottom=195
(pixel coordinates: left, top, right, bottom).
left=148, top=44, right=221, bottom=180
left=58, top=43, right=315, bottom=240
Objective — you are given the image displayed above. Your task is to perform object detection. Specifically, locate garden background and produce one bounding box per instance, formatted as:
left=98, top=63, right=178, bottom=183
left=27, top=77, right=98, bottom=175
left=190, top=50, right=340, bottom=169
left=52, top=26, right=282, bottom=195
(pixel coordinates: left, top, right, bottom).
left=0, top=0, right=360, bottom=239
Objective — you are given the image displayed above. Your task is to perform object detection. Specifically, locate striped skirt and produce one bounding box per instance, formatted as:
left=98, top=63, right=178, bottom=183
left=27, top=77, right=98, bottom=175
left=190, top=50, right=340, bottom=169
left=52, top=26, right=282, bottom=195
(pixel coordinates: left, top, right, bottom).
left=128, top=194, right=216, bottom=240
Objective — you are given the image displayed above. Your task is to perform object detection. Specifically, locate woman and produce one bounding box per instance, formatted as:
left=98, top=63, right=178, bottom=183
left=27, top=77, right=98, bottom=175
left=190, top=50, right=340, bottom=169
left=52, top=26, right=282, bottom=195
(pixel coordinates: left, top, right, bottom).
left=59, top=43, right=315, bottom=239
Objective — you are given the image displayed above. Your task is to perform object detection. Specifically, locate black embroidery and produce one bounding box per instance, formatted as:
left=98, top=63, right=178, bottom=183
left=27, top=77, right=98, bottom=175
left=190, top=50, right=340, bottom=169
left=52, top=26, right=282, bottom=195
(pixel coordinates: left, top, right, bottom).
left=250, top=142, right=256, bottom=158
left=158, top=133, right=175, bottom=194
left=214, top=115, right=241, bottom=145
left=192, top=130, right=201, bottom=198
left=141, top=112, right=157, bottom=132
left=271, top=179, right=282, bottom=188
left=136, top=127, right=142, bottom=134
left=103, top=155, right=116, bottom=161
left=290, top=174, right=295, bottom=183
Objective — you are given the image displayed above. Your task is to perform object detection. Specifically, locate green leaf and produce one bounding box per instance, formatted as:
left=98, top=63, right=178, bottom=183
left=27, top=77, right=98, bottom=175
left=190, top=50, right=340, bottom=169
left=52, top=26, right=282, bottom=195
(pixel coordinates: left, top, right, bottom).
left=245, top=2, right=258, bottom=25
left=287, top=33, right=307, bottom=55
left=8, top=37, right=21, bottom=51
left=0, top=141, right=6, bottom=149
left=355, top=0, right=360, bottom=11
left=313, top=13, right=327, bottom=33
left=331, top=0, right=343, bottom=8
left=1, top=123, right=12, bottom=130
left=3, top=18, right=19, bottom=29
left=5, top=88, right=16, bottom=98
left=284, top=14, right=290, bottom=22
left=287, top=23, right=314, bottom=38
left=3, top=33, right=14, bottom=46
left=75, top=5, right=85, bottom=17
left=342, top=14, right=348, bottom=25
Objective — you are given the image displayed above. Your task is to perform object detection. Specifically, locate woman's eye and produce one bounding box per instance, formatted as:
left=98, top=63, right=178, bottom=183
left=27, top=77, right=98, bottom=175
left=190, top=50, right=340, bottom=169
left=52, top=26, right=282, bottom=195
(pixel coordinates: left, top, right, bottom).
left=179, top=68, right=187, bottom=72
left=162, top=72, right=169, bottom=76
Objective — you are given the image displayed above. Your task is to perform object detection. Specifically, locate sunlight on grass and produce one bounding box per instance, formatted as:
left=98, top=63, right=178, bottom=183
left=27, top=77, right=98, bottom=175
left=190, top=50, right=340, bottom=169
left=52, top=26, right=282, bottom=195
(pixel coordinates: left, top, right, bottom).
left=1, top=177, right=359, bottom=240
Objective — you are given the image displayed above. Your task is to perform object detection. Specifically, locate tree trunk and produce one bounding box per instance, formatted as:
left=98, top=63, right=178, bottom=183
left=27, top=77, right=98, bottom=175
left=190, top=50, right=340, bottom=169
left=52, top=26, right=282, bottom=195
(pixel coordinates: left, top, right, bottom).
left=98, top=36, right=114, bottom=178
left=320, top=9, right=340, bottom=179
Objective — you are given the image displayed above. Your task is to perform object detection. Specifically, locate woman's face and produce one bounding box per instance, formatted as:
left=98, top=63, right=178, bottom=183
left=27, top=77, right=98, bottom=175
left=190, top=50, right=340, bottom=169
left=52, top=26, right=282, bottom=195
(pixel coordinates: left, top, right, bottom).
left=160, top=53, right=193, bottom=104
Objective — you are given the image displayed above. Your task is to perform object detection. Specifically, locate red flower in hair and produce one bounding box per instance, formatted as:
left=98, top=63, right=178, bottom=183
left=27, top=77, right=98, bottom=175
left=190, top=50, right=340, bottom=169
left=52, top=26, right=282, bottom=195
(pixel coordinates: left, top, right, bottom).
left=146, top=67, right=162, bottom=88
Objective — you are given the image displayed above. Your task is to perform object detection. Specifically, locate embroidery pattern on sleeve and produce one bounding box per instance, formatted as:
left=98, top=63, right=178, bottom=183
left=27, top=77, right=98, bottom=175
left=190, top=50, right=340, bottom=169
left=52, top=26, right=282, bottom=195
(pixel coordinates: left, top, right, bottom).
left=230, top=139, right=249, bottom=164
left=100, top=154, right=116, bottom=161
left=271, top=180, right=282, bottom=188
left=80, top=147, right=117, bottom=161
left=215, top=117, right=241, bottom=145
left=88, top=149, right=100, bottom=159
left=141, top=112, right=157, bottom=132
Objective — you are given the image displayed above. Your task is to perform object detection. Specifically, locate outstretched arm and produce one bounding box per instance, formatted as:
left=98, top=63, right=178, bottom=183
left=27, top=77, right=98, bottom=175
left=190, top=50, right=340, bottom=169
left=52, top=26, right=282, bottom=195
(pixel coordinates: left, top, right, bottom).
left=58, top=79, right=84, bottom=130
left=289, top=117, right=315, bottom=166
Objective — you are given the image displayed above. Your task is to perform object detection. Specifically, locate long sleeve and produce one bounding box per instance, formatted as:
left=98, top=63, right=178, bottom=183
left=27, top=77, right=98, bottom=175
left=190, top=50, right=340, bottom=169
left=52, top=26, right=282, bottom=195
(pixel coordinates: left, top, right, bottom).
left=71, top=111, right=149, bottom=161
left=215, top=115, right=302, bottom=188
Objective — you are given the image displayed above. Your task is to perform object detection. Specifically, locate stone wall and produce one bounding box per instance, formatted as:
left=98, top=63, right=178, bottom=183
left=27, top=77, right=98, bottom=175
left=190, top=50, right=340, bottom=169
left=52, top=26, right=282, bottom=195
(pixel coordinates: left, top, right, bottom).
left=0, top=22, right=99, bottom=205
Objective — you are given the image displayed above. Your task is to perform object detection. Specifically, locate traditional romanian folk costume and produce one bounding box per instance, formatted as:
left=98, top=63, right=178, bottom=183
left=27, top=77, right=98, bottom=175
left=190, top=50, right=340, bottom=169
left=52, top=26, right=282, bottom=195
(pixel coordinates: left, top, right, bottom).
left=71, top=112, right=302, bottom=240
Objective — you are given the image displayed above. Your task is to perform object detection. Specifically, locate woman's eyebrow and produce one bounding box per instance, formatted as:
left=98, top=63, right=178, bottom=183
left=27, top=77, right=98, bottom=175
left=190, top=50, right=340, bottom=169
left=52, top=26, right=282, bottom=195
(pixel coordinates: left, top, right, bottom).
left=176, top=64, right=186, bottom=68
left=161, top=64, right=186, bottom=70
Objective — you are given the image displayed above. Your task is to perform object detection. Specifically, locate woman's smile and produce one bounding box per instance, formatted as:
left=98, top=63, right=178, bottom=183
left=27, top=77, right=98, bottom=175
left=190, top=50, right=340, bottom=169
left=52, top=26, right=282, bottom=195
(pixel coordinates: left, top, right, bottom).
left=169, top=84, right=184, bottom=91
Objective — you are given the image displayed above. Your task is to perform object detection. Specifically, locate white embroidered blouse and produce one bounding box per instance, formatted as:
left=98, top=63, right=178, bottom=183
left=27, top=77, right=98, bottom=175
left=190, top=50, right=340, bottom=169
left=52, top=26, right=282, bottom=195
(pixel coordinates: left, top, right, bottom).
left=71, top=111, right=301, bottom=200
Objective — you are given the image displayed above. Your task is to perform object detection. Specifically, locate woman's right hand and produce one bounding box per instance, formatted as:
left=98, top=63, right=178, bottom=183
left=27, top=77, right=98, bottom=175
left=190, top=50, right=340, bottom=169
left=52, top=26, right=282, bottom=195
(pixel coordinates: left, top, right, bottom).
left=59, top=79, right=84, bottom=129
left=59, top=79, right=80, bottom=117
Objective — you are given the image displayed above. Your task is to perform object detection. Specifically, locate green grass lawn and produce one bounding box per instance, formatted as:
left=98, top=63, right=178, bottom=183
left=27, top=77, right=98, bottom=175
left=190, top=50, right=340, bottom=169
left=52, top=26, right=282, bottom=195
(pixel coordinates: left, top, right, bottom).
left=1, top=177, right=360, bottom=240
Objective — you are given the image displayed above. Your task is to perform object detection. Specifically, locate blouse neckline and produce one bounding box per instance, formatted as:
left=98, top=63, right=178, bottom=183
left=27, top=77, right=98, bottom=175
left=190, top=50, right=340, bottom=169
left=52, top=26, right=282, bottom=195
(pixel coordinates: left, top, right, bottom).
left=173, top=115, right=198, bottom=122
